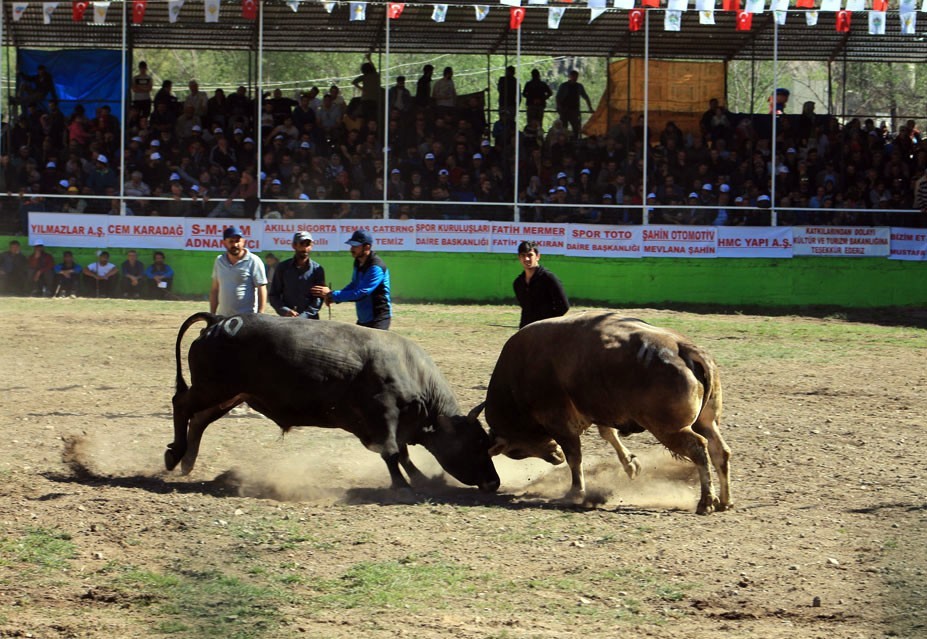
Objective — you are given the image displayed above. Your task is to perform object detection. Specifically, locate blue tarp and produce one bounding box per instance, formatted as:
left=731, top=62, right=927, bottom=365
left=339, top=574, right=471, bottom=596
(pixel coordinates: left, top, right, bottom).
left=18, top=49, right=126, bottom=120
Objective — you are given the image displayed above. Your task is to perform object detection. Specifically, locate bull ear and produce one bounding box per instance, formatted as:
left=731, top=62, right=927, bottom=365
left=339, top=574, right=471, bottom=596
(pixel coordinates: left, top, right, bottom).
left=434, top=415, right=452, bottom=432
left=467, top=402, right=486, bottom=421
left=488, top=437, right=508, bottom=457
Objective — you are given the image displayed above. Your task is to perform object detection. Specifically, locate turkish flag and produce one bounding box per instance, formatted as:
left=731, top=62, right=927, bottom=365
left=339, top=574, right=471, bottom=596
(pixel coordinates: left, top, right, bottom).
left=723, top=0, right=741, bottom=10
left=871, top=0, right=886, bottom=10
left=629, top=9, right=644, bottom=31
left=509, top=7, right=525, bottom=29
left=242, top=0, right=258, bottom=20
left=72, top=0, right=88, bottom=21
left=835, top=10, right=850, bottom=31
left=795, top=0, right=815, bottom=7
left=388, top=2, right=404, bottom=19
left=132, top=0, right=147, bottom=23
left=642, top=0, right=659, bottom=7
left=736, top=10, right=752, bottom=29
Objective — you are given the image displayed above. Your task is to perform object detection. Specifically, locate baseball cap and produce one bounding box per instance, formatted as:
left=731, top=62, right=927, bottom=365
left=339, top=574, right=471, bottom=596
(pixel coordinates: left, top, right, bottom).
left=688, top=192, right=700, bottom=199
left=346, top=229, right=374, bottom=246
left=702, top=183, right=713, bottom=191
left=391, top=168, right=401, bottom=174
left=244, top=137, right=255, bottom=144
left=151, top=152, right=162, bottom=160
left=757, top=194, right=771, bottom=202
left=481, top=139, right=491, bottom=146
left=439, top=169, right=449, bottom=176
left=97, top=154, right=108, bottom=164
left=581, top=168, right=591, bottom=175
left=58, top=179, right=69, bottom=188
left=647, top=192, right=657, bottom=199
left=300, top=141, right=311, bottom=149
left=46, top=161, right=56, bottom=168
left=223, top=226, right=244, bottom=239
left=192, top=125, right=202, bottom=132
left=293, top=231, right=313, bottom=244
left=151, top=139, right=161, bottom=147
left=557, top=172, right=567, bottom=180
left=720, top=183, right=731, bottom=193
left=32, top=237, right=45, bottom=246
left=228, top=166, right=239, bottom=172
left=473, top=153, right=482, bottom=160
left=424, top=152, right=435, bottom=160
left=169, top=172, right=181, bottom=181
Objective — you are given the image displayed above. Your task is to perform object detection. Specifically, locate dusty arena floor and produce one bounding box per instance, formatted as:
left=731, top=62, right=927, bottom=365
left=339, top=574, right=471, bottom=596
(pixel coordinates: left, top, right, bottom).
left=0, top=298, right=925, bottom=639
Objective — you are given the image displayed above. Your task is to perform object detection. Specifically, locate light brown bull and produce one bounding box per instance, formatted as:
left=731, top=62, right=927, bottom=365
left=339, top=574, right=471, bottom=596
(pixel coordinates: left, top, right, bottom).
left=476, top=311, right=732, bottom=514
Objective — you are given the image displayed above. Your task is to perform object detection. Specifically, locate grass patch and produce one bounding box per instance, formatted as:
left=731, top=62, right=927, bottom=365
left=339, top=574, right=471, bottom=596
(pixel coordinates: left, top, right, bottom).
left=114, top=566, right=288, bottom=638
left=0, top=528, right=76, bottom=570
left=311, top=557, right=482, bottom=611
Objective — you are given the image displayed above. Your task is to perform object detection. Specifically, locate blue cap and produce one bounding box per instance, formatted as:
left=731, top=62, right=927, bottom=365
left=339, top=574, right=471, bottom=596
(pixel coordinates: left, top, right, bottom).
left=223, top=226, right=244, bottom=239
left=346, top=229, right=373, bottom=246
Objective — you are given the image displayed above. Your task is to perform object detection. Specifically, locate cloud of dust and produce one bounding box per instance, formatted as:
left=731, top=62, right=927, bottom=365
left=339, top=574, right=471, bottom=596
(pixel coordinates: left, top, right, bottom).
left=498, top=447, right=700, bottom=512
left=62, top=433, right=164, bottom=479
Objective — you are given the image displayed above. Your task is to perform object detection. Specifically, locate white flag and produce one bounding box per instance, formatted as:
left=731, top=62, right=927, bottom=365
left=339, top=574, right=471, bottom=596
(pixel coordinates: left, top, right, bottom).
left=499, top=0, right=521, bottom=6
left=668, top=0, right=689, bottom=10
left=820, top=0, right=839, bottom=11
left=773, top=0, right=787, bottom=10
left=695, top=0, right=713, bottom=10
left=700, top=9, right=715, bottom=23
left=900, top=10, right=916, bottom=32
left=589, top=6, right=607, bottom=21
left=899, top=0, right=916, bottom=12
left=921, top=0, right=927, bottom=13
left=745, top=0, right=764, bottom=13
left=474, top=5, right=490, bottom=20
left=204, top=0, right=220, bottom=22
left=868, top=9, right=885, bottom=33
left=349, top=1, right=365, bottom=20
left=432, top=3, right=447, bottom=21
left=613, top=0, right=634, bottom=8
left=774, top=9, right=786, bottom=23
left=806, top=10, right=818, bottom=25
left=286, top=0, right=302, bottom=11
left=12, top=2, right=28, bottom=21
left=167, top=0, right=184, bottom=23
left=321, top=2, right=336, bottom=14
left=528, top=0, right=548, bottom=4
left=664, top=8, right=682, bottom=29
left=93, top=0, right=109, bottom=23
left=844, top=0, right=863, bottom=10
left=42, top=1, right=57, bottom=23
left=548, top=6, right=565, bottom=27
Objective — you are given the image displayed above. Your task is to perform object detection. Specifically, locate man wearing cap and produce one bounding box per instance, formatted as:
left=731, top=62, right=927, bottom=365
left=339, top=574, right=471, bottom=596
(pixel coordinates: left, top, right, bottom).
left=210, top=226, right=267, bottom=316
left=83, top=251, right=119, bottom=298
left=311, top=229, right=391, bottom=330
left=269, top=231, right=326, bottom=320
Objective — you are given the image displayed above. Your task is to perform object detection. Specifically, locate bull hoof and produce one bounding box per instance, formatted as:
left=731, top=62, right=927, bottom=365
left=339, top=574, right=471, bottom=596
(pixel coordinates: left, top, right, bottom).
left=164, top=448, right=182, bottom=471
left=696, top=495, right=720, bottom=515
left=716, top=501, right=734, bottom=512
left=180, top=457, right=196, bottom=476
left=626, top=455, right=641, bottom=480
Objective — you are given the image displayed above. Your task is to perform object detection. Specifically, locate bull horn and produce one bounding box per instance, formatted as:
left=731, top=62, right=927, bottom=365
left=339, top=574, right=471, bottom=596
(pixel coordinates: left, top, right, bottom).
left=467, top=402, right=486, bottom=421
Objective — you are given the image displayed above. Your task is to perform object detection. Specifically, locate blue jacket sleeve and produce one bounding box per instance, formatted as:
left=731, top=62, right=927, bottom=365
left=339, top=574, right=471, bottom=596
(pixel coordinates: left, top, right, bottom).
left=331, top=265, right=384, bottom=303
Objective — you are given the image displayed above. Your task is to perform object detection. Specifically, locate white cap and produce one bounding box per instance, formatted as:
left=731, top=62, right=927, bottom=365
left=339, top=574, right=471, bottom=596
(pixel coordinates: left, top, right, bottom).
left=300, top=141, right=311, bottom=149
left=720, top=183, right=730, bottom=193
left=32, top=237, right=45, bottom=246
left=97, top=154, right=108, bottom=164
left=46, top=161, right=56, bottom=168
left=757, top=194, right=771, bottom=202
left=299, top=193, right=310, bottom=200
left=272, top=178, right=282, bottom=185
left=214, top=127, right=223, bottom=133
left=58, top=179, right=69, bottom=188
left=557, top=172, right=567, bottom=180
left=473, top=153, right=482, bottom=160
left=234, top=128, right=243, bottom=135
left=244, top=137, right=255, bottom=144
left=190, top=184, right=200, bottom=192
left=439, top=169, right=449, bottom=176
left=227, top=165, right=238, bottom=172
left=169, top=172, right=181, bottom=181
left=192, top=125, right=202, bottom=132
left=688, top=192, right=700, bottom=199
left=151, top=139, right=161, bottom=147
left=151, top=152, right=162, bottom=160
left=424, top=153, right=435, bottom=160
left=647, top=192, right=656, bottom=199
left=702, top=183, right=712, bottom=191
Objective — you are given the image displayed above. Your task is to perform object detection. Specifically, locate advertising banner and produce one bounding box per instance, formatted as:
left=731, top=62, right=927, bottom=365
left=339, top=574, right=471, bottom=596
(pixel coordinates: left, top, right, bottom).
left=564, top=224, right=642, bottom=258
left=717, top=226, right=793, bottom=258
left=888, top=227, right=927, bottom=261
left=28, top=213, right=111, bottom=248
left=489, top=222, right=567, bottom=254
left=412, top=220, right=491, bottom=253
left=792, top=226, right=890, bottom=257
left=641, top=225, right=718, bottom=258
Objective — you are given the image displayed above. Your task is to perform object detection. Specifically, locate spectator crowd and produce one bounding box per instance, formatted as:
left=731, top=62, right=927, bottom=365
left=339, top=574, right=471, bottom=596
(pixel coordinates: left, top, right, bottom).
left=3, top=60, right=927, bottom=229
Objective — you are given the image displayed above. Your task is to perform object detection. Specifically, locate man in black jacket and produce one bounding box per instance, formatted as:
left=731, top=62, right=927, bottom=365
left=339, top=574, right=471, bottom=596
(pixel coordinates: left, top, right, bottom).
left=513, top=240, right=569, bottom=329
left=269, top=231, right=326, bottom=319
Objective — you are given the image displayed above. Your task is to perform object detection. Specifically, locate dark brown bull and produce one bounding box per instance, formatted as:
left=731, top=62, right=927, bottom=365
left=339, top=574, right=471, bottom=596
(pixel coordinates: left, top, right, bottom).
left=475, top=311, right=731, bottom=514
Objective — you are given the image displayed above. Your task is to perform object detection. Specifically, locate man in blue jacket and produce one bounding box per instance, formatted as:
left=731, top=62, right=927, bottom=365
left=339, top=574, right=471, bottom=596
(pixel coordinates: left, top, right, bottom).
left=311, top=229, right=392, bottom=330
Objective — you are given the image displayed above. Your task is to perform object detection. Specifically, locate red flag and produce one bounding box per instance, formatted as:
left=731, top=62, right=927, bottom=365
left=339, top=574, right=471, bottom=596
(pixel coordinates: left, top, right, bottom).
left=72, top=0, right=88, bottom=21
left=509, top=6, right=525, bottom=29
left=795, top=0, right=815, bottom=7
left=388, top=2, right=404, bottom=19
left=736, top=10, right=752, bottom=29
left=641, top=0, right=659, bottom=7
left=132, top=0, right=147, bottom=24
left=722, top=0, right=741, bottom=10
left=835, top=10, right=850, bottom=32
left=629, top=8, right=644, bottom=31
left=242, top=0, right=258, bottom=20
left=871, top=0, right=886, bottom=10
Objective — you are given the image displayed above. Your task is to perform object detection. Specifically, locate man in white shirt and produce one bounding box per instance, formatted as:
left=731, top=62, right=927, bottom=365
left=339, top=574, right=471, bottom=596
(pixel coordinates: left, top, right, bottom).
left=209, top=225, right=267, bottom=316
left=83, top=251, right=119, bottom=297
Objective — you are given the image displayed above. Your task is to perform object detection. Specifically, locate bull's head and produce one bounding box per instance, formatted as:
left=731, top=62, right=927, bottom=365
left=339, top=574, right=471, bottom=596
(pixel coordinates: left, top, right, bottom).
left=424, top=414, right=500, bottom=492
left=488, top=435, right=565, bottom=466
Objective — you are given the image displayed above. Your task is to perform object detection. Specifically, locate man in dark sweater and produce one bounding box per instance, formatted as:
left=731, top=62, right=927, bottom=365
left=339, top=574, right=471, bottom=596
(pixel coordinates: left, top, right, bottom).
left=513, top=240, right=569, bottom=329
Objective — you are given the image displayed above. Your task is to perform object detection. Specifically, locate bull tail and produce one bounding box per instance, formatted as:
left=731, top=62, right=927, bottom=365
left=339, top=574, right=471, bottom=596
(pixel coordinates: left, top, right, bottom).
left=681, top=346, right=718, bottom=423
left=175, top=312, right=221, bottom=394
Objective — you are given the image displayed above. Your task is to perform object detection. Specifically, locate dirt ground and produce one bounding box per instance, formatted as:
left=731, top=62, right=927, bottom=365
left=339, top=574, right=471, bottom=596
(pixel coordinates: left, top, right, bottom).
left=1, top=299, right=925, bottom=639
